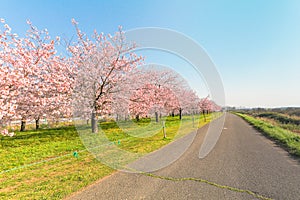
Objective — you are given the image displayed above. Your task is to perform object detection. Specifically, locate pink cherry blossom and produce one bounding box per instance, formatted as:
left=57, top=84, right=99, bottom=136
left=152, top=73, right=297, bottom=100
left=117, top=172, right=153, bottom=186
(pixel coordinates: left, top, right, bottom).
left=70, top=20, right=143, bottom=132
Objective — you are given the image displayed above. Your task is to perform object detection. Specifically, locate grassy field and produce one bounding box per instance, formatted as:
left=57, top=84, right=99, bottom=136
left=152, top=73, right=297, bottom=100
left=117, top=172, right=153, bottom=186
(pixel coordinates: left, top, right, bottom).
left=252, top=112, right=300, bottom=134
left=236, top=113, right=300, bottom=157
left=0, top=113, right=219, bottom=199
left=234, top=108, right=300, bottom=134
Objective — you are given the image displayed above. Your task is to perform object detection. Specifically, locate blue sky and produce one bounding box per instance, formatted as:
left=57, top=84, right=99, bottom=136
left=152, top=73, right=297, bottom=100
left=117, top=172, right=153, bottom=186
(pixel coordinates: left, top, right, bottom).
left=1, top=0, right=300, bottom=108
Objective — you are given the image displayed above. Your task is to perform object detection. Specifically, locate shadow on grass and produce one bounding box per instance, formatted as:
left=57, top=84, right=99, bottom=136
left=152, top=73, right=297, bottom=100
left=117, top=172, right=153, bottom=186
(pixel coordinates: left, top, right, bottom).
left=0, top=126, right=79, bottom=148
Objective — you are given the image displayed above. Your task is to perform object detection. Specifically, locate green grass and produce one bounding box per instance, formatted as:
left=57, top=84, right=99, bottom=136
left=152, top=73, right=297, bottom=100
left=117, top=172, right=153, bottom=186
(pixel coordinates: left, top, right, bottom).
left=235, top=113, right=300, bottom=157
left=0, top=113, right=218, bottom=199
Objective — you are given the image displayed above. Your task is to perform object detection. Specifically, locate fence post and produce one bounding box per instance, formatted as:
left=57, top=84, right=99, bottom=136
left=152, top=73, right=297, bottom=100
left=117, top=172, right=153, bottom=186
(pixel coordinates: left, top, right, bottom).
left=192, top=114, right=195, bottom=128
left=162, top=121, right=166, bottom=138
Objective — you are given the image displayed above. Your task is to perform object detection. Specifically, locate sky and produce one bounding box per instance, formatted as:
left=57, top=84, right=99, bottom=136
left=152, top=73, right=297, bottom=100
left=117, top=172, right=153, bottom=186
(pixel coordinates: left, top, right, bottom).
left=1, top=0, right=300, bottom=108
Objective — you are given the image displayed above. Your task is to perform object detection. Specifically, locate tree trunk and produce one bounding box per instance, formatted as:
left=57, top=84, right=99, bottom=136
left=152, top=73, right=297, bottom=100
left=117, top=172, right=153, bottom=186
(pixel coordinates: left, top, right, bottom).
left=203, top=110, right=206, bottom=122
left=35, top=118, right=40, bottom=130
left=20, top=119, right=26, bottom=132
left=116, top=114, right=119, bottom=122
left=91, top=111, right=98, bottom=133
left=155, top=112, right=159, bottom=123
left=179, top=108, right=182, bottom=120
left=86, top=119, right=89, bottom=125
left=136, top=114, right=139, bottom=121
left=172, top=111, right=174, bottom=117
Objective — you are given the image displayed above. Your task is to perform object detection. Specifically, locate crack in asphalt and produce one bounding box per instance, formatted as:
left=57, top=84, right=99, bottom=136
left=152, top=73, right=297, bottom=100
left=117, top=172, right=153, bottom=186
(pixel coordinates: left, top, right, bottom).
left=141, top=172, right=273, bottom=200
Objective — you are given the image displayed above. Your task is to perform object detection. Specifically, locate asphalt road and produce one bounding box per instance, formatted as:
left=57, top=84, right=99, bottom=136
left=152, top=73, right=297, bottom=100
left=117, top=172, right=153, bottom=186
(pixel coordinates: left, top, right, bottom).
left=68, top=113, right=300, bottom=200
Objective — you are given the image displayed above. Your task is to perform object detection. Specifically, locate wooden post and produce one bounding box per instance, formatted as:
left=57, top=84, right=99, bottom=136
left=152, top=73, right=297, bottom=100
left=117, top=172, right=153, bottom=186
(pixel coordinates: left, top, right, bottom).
left=162, top=121, right=166, bottom=138
left=192, top=114, right=195, bottom=128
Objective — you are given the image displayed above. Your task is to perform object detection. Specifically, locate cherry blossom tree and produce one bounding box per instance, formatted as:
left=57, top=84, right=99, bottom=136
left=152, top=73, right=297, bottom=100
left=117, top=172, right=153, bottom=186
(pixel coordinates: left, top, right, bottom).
left=127, top=83, right=177, bottom=121
left=0, top=19, right=74, bottom=131
left=198, top=96, right=221, bottom=121
left=0, top=19, right=19, bottom=131
left=177, top=89, right=200, bottom=119
left=126, top=67, right=199, bottom=122
left=69, top=19, right=143, bottom=133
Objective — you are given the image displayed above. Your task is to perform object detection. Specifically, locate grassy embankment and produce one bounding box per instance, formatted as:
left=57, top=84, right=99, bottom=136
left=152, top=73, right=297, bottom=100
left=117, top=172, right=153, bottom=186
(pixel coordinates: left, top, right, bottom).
left=0, top=113, right=220, bottom=199
left=253, top=112, right=300, bottom=133
left=235, top=113, right=300, bottom=157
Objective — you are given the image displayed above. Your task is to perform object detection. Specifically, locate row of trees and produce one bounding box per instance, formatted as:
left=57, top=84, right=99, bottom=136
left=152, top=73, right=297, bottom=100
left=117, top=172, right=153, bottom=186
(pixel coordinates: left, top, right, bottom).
left=0, top=19, right=221, bottom=135
left=0, top=19, right=74, bottom=134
